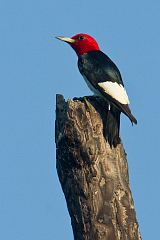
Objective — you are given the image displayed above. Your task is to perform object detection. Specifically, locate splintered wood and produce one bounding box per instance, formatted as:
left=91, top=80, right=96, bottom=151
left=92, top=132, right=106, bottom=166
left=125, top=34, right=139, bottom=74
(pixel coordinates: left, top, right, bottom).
left=55, top=94, right=141, bottom=240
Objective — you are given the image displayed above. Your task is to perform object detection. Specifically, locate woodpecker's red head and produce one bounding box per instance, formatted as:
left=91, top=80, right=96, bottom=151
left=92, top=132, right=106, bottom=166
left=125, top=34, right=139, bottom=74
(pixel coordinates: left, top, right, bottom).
left=56, top=33, right=100, bottom=56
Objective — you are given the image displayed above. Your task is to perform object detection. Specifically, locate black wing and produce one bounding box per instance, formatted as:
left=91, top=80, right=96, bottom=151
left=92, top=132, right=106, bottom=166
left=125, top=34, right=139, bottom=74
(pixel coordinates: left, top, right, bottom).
left=78, top=50, right=137, bottom=124
left=78, top=50, right=124, bottom=86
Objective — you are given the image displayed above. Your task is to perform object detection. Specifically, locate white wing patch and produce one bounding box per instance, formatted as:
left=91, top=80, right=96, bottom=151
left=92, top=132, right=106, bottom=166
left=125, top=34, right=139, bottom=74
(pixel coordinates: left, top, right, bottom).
left=98, top=81, right=130, bottom=104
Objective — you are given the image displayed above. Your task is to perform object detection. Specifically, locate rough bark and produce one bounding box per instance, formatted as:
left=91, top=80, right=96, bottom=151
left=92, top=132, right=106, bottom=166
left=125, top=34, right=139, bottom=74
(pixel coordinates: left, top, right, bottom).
left=55, top=94, right=141, bottom=240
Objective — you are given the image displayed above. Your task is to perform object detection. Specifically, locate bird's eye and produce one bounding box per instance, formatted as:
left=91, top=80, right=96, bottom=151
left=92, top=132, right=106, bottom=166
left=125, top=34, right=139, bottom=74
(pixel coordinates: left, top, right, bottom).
left=78, top=36, right=85, bottom=40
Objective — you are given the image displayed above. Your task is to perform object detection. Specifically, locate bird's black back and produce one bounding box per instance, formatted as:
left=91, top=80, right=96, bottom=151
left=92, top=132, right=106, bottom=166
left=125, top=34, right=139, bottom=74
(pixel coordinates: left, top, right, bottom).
left=78, top=50, right=124, bottom=87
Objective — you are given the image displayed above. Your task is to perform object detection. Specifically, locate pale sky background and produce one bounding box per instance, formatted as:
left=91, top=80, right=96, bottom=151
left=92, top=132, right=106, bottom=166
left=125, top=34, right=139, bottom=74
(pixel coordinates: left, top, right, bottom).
left=0, top=0, right=160, bottom=239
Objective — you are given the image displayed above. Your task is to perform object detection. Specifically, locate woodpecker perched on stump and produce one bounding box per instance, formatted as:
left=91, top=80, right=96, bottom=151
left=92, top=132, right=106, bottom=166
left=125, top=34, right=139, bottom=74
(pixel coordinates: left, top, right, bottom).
left=56, top=33, right=137, bottom=147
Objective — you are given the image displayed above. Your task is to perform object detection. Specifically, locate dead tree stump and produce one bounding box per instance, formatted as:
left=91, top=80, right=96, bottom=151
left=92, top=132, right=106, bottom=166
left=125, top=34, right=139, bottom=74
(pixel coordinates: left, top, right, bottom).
left=55, top=94, right=141, bottom=240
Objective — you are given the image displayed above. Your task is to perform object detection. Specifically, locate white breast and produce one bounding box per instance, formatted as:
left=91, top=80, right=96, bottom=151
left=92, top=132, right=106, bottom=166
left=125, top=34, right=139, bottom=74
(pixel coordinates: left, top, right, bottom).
left=82, top=75, right=101, bottom=96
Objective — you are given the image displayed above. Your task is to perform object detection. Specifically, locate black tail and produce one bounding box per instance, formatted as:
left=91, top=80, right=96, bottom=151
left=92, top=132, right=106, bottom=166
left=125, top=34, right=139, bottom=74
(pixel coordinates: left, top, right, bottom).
left=105, top=105, right=121, bottom=147
left=105, top=93, right=137, bottom=125
left=119, top=104, right=137, bottom=125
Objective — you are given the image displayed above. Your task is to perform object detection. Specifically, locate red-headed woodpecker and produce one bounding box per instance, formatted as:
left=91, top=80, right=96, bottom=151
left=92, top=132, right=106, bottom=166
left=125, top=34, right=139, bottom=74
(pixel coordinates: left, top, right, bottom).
left=56, top=33, right=137, bottom=146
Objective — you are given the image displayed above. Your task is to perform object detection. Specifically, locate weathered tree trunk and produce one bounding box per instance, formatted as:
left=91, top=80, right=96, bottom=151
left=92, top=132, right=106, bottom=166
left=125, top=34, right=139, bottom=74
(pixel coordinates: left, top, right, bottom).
left=55, top=94, right=141, bottom=240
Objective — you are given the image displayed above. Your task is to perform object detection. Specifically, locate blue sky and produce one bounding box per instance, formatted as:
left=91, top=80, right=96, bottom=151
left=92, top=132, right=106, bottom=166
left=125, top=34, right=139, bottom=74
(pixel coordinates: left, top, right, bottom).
left=0, top=0, right=160, bottom=239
